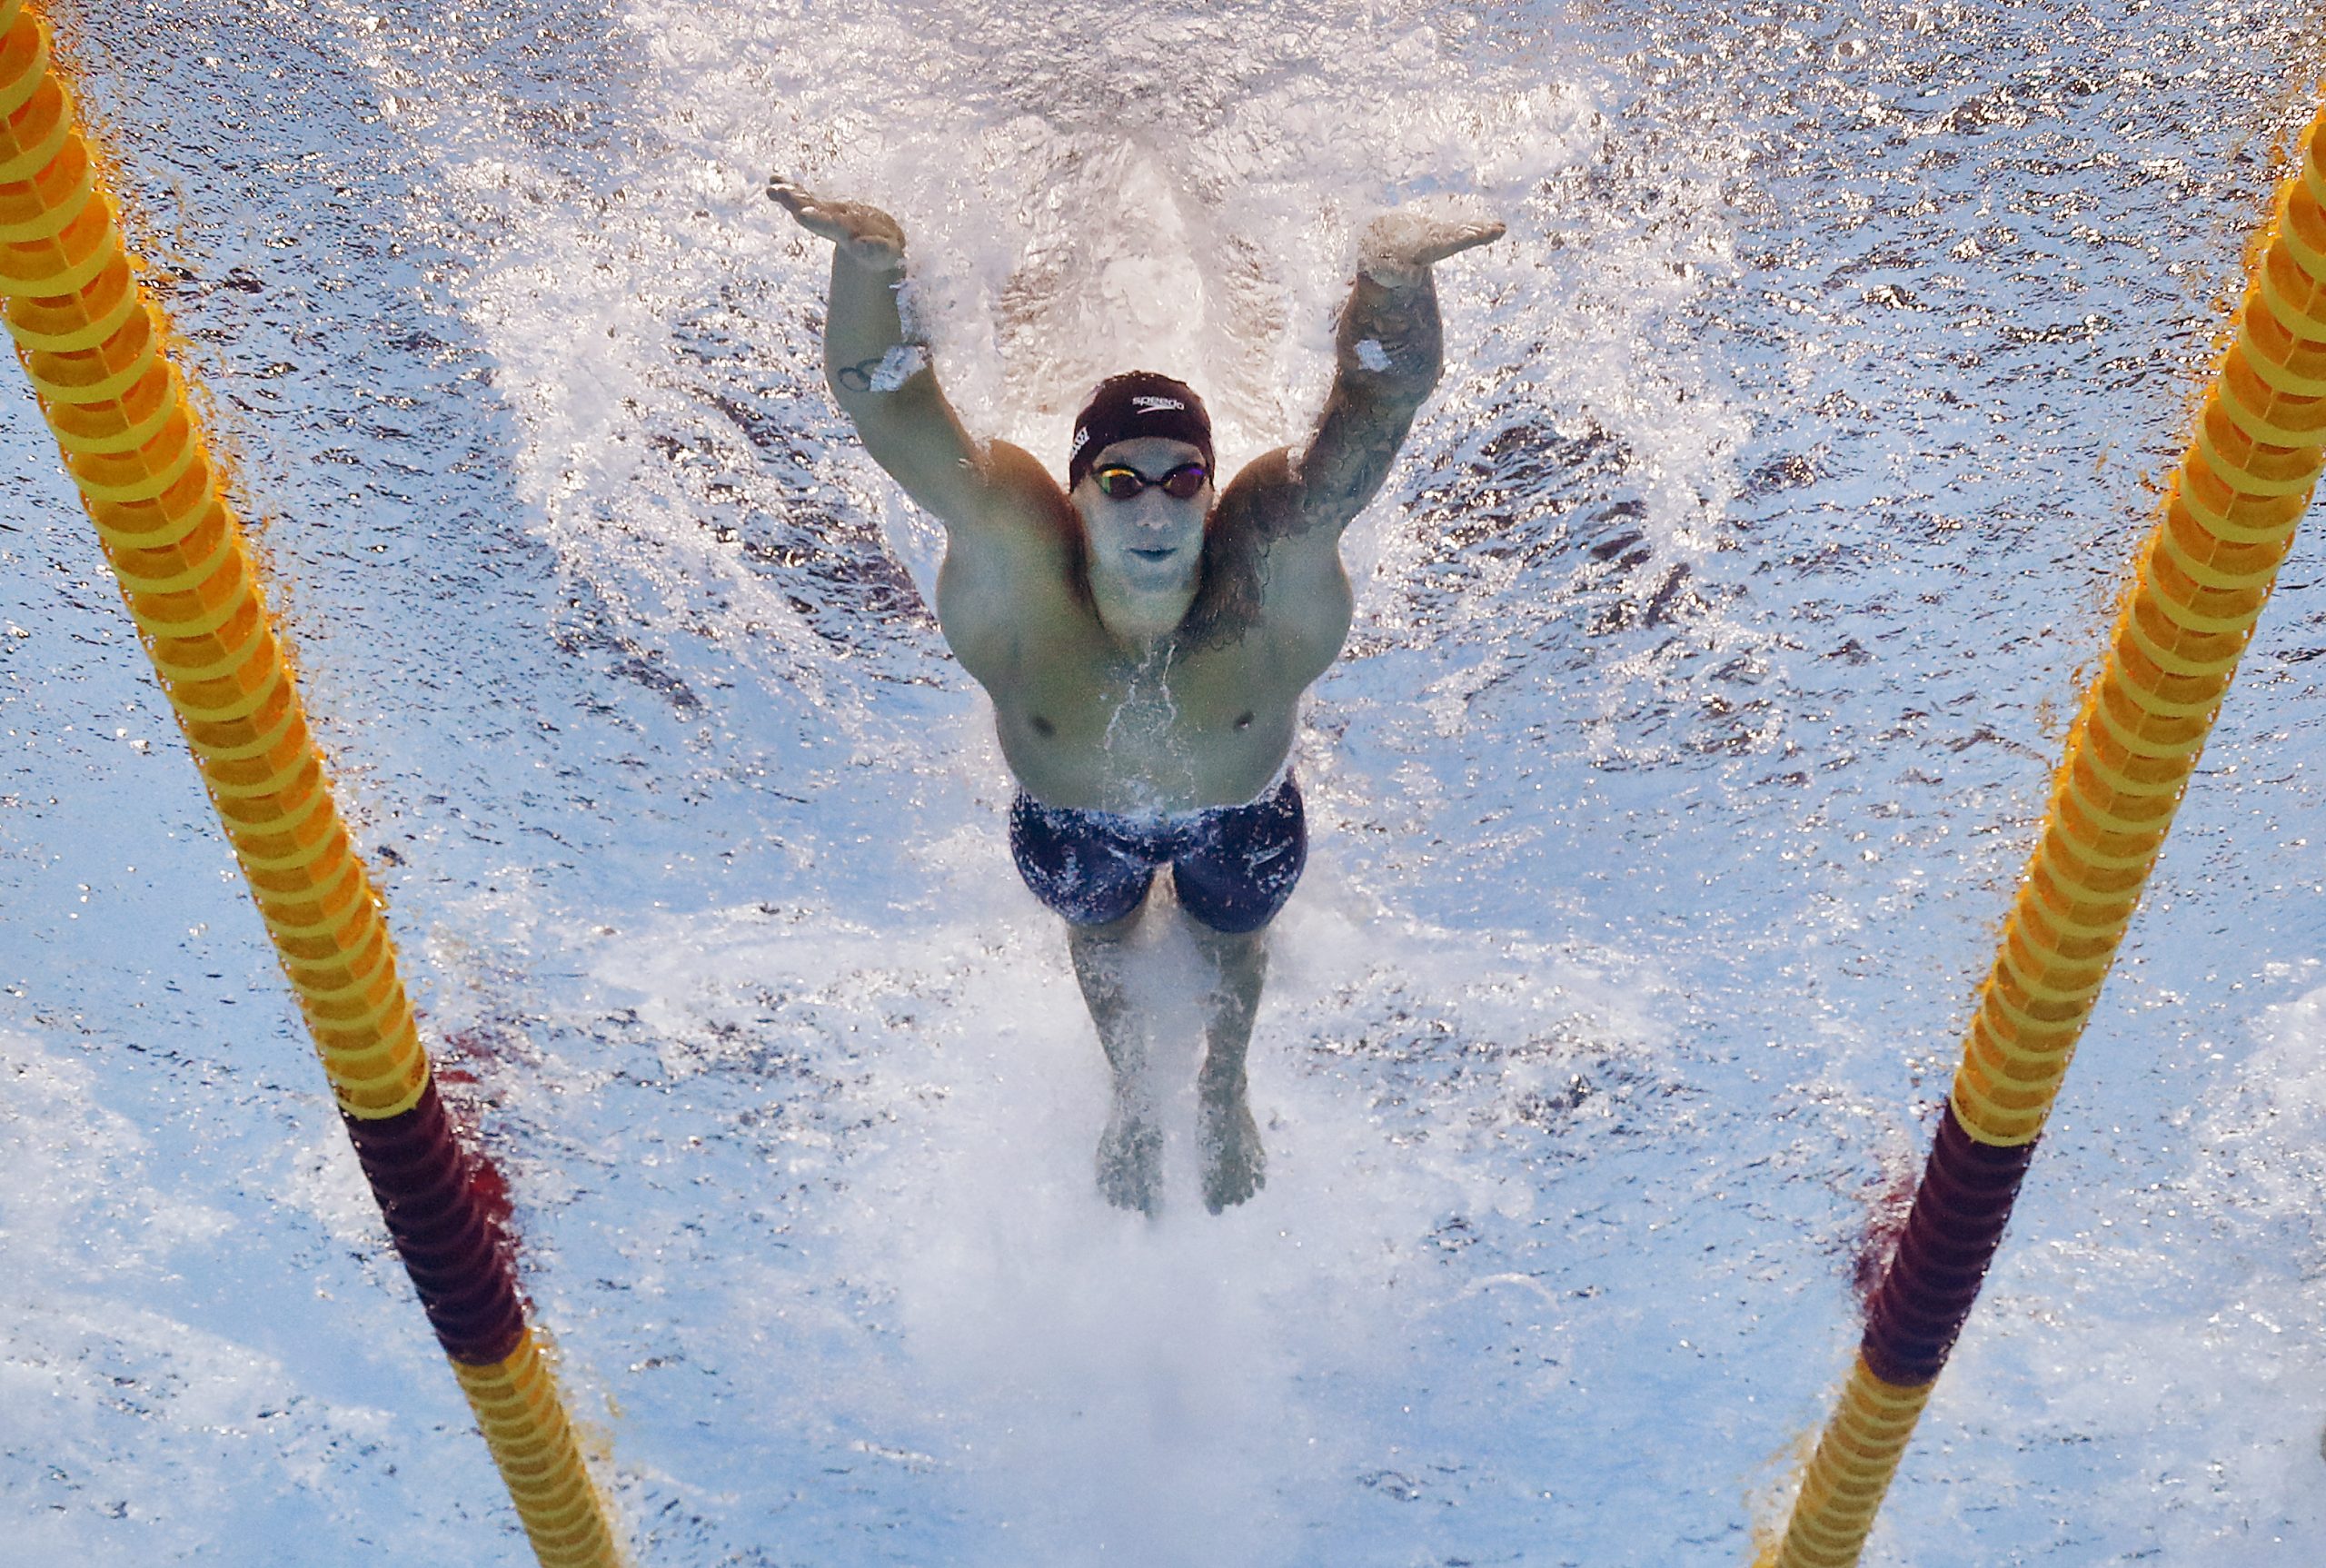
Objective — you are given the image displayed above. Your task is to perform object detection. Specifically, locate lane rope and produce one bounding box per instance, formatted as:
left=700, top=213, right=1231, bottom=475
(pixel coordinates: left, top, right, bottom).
left=0, top=7, right=627, bottom=1563
left=1761, top=98, right=2326, bottom=1568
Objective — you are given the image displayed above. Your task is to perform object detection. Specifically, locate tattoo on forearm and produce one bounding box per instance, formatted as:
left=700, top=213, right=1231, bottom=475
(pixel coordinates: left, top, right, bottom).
left=1340, top=284, right=1442, bottom=385
left=1275, top=270, right=1444, bottom=534
left=1335, top=440, right=1394, bottom=506
left=833, top=342, right=929, bottom=394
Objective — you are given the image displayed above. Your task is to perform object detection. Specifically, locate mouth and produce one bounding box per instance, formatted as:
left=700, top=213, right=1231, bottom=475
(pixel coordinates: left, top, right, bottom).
left=1128, top=547, right=1178, bottom=563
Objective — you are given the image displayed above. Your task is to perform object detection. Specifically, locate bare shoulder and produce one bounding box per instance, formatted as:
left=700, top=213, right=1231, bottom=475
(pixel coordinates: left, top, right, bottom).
left=1213, top=445, right=1300, bottom=531
left=1209, top=444, right=1343, bottom=568
left=934, top=439, right=1085, bottom=677
left=979, top=439, right=1072, bottom=514
left=1181, top=447, right=1354, bottom=671
left=949, top=439, right=1076, bottom=560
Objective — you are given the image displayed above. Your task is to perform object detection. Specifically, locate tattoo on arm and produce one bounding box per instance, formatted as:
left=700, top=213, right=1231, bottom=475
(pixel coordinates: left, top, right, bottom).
left=833, top=342, right=929, bottom=395
left=1277, top=270, right=1446, bottom=537
left=1342, top=288, right=1438, bottom=383
left=1330, top=435, right=1397, bottom=508
left=1286, top=404, right=1415, bottom=541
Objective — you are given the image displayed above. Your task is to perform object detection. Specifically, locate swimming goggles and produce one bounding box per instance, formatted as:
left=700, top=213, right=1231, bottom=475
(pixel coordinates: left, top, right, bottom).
left=1093, top=461, right=1209, bottom=501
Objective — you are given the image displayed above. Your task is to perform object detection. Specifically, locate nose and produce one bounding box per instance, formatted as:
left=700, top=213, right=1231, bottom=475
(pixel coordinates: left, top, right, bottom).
left=1119, top=491, right=1185, bottom=534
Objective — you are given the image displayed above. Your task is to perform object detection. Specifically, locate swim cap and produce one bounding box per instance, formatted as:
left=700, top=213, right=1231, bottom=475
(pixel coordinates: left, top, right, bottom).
left=1067, top=371, right=1213, bottom=491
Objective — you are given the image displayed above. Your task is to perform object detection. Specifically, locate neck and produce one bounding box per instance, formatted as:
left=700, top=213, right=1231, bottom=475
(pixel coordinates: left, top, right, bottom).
left=1091, top=581, right=1197, bottom=656
left=1098, top=608, right=1182, bottom=661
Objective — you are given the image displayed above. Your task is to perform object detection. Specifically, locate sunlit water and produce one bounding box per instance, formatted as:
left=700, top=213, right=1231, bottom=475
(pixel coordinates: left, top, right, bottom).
left=5, top=1, right=2326, bottom=1563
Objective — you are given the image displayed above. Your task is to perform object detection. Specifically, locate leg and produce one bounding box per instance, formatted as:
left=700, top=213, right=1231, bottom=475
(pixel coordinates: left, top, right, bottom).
left=1170, top=774, right=1307, bottom=1214
left=1067, top=897, right=1164, bottom=1216
left=1186, top=916, right=1269, bottom=1213
left=1007, top=793, right=1166, bottom=1216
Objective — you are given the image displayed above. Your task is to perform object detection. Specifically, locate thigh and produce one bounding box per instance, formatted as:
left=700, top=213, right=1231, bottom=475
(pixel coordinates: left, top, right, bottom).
left=1008, top=794, right=1159, bottom=926
left=1172, top=775, right=1307, bottom=934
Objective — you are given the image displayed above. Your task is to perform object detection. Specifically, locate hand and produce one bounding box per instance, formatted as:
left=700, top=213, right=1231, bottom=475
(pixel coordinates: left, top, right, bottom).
left=1358, top=208, right=1506, bottom=288
left=767, top=174, right=907, bottom=270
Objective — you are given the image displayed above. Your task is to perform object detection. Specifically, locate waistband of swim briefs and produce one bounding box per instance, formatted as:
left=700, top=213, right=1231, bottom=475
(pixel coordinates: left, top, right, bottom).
left=1025, top=757, right=1295, bottom=831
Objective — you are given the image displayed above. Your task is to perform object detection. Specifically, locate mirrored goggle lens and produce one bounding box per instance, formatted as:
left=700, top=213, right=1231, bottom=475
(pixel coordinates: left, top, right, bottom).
left=1158, top=463, right=1208, bottom=500
left=1095, top=467, right=1146, bottom=499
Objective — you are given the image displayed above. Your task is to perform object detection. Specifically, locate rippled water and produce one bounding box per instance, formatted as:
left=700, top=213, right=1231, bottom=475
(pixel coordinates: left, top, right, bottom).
left=5, top=1, right=2325, bottom=1563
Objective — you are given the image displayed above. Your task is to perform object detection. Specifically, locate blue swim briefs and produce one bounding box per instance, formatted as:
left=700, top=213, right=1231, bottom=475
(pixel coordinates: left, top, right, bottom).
left=1008, top=773, right=1307, bottom=934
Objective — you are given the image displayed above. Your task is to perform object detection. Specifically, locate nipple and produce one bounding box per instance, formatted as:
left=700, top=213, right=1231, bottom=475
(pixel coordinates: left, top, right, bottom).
left=1031, top=715, right=1056, bottom=737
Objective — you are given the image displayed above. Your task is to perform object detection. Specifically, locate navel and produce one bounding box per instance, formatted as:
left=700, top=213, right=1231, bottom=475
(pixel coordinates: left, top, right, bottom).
left=1030, top=715, right=1056, bottom=738
left=1235, top=711, right=1254, bottom=730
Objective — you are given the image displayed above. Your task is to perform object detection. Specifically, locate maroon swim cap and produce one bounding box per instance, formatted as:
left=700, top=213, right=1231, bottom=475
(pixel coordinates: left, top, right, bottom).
left=1067, top=371, right=1213, bottom=491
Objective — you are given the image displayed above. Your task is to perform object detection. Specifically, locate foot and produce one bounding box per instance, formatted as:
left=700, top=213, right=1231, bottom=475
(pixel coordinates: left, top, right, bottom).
left=1198, top=1092, right=1267, bottom=1214
left=1097, top=1103, right=1164, bottom=1218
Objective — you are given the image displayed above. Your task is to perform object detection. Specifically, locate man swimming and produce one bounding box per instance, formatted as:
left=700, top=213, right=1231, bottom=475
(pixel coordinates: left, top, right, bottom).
left=770, top=174, right=1501, bottom=1216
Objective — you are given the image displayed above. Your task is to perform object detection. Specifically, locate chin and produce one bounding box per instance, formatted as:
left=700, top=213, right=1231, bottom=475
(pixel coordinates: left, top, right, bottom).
left=1100, top=555, right=1196, bottom=597
left=1125, top=564, right=1196, bottom=596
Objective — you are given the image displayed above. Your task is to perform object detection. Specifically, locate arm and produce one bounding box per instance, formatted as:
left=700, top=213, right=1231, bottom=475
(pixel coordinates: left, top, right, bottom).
left=1254, top=211, right=1506, bottom=541
left=767, top=175, right=1009, bottom=530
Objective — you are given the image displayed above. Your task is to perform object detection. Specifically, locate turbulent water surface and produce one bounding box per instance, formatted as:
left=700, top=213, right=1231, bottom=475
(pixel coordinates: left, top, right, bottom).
left=5, top=1, right=2326, bottom=1563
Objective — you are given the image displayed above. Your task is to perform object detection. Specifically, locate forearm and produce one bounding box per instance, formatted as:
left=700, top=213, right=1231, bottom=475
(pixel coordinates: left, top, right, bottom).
left=823, top=252, right=930, bottom=405
left=1333, top=268, right=1445, bottom=407
left=815, top=247, right=989, bottom=520
left=1288, top=272, right=1445, bottom=529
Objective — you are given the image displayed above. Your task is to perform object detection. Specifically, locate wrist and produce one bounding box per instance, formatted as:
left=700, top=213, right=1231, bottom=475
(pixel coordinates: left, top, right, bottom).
left=1357, top=257, right=1427, bottom=291
left=838, top=246, right=906, bottom=276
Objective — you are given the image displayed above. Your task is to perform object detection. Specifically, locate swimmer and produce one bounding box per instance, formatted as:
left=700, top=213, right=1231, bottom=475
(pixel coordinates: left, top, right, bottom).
left=770, top=174, right=1502, bottom=1216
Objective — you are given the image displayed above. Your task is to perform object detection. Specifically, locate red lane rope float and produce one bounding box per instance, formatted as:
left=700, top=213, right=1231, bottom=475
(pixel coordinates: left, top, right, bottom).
left=344, top=1084, right=531, bottom=1365
left=1760, top=98, right=2326, bottom=1568
left=0, top=5, right=623, bottom=1563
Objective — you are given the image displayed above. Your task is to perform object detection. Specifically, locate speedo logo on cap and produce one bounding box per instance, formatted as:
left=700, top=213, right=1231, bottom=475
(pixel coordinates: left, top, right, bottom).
left=1069, top=427, right=1090, bottom=457
left=1130, top=395, right=1186, bottom=412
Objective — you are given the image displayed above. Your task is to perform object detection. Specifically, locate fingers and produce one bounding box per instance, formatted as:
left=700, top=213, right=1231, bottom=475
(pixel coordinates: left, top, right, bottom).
left=766, top=174, right=907, bottom=265
left=1415, top=218, right=1506, bottom=267
left=1360, top=209, right=1507, bottom=283
left=766, top=174, right=844, bottom=241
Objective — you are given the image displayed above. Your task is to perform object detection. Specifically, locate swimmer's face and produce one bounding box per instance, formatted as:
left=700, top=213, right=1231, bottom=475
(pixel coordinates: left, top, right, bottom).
left=1073, top=435, right=1213, bottom=635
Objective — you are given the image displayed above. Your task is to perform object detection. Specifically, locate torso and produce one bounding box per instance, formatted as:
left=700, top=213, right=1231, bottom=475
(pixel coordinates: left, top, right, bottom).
left=934, top=442, right=1353, bottom=814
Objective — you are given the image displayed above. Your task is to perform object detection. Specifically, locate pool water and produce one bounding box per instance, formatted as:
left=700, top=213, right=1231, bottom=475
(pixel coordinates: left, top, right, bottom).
left=4, top=2, right=2324, bottom=1563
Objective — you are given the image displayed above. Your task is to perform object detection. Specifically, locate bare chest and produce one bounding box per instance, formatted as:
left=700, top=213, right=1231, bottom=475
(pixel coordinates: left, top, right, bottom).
left=934, top=501, right=1352, bottom=810
left=980, top=625, right=1307, bottom=812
